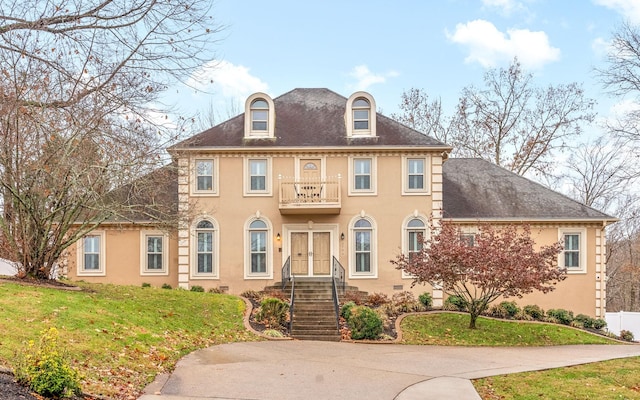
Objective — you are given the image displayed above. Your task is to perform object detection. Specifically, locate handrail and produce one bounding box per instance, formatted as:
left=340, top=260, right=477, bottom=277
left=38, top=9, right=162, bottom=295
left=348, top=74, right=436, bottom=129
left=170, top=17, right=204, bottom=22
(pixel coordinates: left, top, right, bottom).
left=288, top=277, right=295, bottom=333
left=332, top=256, right=346, bottom=330
left=281, top=256, right=291, bottom=290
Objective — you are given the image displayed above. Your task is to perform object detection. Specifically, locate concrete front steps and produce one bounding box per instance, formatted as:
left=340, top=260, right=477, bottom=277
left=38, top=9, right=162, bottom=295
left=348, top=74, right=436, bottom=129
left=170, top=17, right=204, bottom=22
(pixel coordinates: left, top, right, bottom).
left=266, top=278, right=367, bottom=341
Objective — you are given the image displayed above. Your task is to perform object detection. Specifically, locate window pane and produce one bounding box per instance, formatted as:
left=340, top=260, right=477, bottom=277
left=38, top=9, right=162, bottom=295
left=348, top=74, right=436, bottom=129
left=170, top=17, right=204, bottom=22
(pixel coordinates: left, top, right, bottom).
left=249, top=220, right=267, bottom=229
left=252, top=121, right=268, bottom=131
left=408, top=159, right=424, bottom=174
left=565, top=234, right=579, bottom=250
left=147, top=236, right=162, bottom=253
left=197, top=175, right=213, bottom=191
left=197, top=220, right=213, bottom=229
left=198, top=232, right=212, bottom=252
left=250, top=160, right=266, bottom=175
left=354, top=120, right=369, bottom=130
left=354, top=110, right=369, bottom=120
left=84, top=236, right=99, bottom=252
left=251, top=231, right=266, bottom=252
left=408, top=175, right=424, bottom=189
left=84, top=254, right=99, bottom=270
left=354, top=159, right=370, bottom=174
left=354, top=219, right=371, bottom=228
left=565, top=252, right=579, bottom=268
left=251, top=254, right=266, bottom=273
left=353, top=98, right=369, bottom=107
left=251, top=99, right=268, bottom=109
left=355, top=231, right=371, bottom=251
left=251, top=176, right=266, bottom=191
left=197, top=160, right=212, bottom=175
left=355, top=253, right=370, bottom=272
left=407, top=219, right=425, bottom=228
left=148, top=254, right=162, bottom=270
left=355, top=175, right=370, bottom=190
left=409, top=231, right=424, bottom=252
left=198, top=254, right=212, bottom=273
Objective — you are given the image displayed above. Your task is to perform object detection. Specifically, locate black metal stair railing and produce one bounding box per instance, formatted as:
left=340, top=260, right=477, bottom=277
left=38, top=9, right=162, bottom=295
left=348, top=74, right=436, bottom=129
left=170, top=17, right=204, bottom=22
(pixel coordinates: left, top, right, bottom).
left=331, top=256, right=346, bottom=331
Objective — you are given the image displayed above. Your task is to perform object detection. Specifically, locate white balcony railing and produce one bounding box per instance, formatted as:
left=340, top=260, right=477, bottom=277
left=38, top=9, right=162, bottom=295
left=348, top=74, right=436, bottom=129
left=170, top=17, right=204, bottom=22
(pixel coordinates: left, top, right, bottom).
left=278, top=175, right=341, bottom=214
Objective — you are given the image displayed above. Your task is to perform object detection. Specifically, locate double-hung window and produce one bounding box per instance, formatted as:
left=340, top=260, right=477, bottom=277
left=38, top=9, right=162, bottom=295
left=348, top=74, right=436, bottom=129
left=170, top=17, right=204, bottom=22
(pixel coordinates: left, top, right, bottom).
left=407, top=219, right=426, bottom=262
left=354, top=158, right=371, bottom=190
left=250, top=99, right=269, bottom=132
left=196, top=220, right=215, bottom=274
left=248, top=159, right=268, bottom=192
left=352, top=98, right=371, bottom=131
left=140, top=231, right=169, bottom=275
left=147, top=236, right=163, bottom=270
left=559, top=229, right=586, bottom=273
left=352, top=218, right=374, bottom=275
left=403, top=156, right=429, bottom=194
left=78, top=231, right=105, bottom=276
left=249, top=220, right=268, bottom=274
left=195, top=160, right=214, bottom=192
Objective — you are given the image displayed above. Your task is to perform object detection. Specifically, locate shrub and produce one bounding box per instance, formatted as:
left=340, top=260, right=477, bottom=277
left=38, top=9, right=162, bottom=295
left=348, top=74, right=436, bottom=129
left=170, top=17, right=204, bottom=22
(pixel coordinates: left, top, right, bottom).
left=546, top=309, right=574, bottom=325
left=523, top=305, right=545, bottom=320
left=392, top=291, right=422, bottom=313
left=574, top=314, right=595, bottom=329
left=141, top=282, right=151, bottom=288
left=240, top=290, right=262, bottom=302
left=592, top=318, right=607, bottom=330
left=499, top=301, right=520, bottom=318
left=262, top=289, right=287, bottom=301
left=190, top=285, right=205, bottom=292
left=343, top=290, right=365, bottom=305
left=161, top=283, right=172, bottom=289
left=262, top=329, right=285, bottom=338
left=514, top=309, right=533, bottom=321
left=418, top=292, right=433, bottom=308
left=340, top=301, right=357, bottom=320
left=487, top=304, right=509, bottom=319
left=14, top=328, right=81, bottom=398
left=443, top=295, right=467, bottom=311
left=255, top=297, right=290, bottom=329
left=619, top=330, right=635, bottom=342
left=347, top=306, right=383, bottom=340
left=366, top=292, right=390, bottom=307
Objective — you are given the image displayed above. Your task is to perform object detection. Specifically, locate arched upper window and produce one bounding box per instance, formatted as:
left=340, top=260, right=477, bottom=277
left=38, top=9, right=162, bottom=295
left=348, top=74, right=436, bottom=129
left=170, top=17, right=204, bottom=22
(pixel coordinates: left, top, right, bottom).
left=244, top=93, right=275, bottom=138
left=345, top=91, right=376, bottom=137
left=403, top=217, right=427, bottom=268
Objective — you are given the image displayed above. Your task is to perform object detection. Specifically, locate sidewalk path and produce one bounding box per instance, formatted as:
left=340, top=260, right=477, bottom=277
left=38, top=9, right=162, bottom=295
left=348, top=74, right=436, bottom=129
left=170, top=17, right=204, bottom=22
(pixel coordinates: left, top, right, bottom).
left=139, top=341, right=640, bottom=400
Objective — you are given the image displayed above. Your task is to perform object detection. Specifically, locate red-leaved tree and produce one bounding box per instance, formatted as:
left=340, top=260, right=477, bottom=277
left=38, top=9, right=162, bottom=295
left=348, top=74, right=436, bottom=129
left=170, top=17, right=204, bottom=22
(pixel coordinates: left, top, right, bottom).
left=391, top=221, right=566, bottom=328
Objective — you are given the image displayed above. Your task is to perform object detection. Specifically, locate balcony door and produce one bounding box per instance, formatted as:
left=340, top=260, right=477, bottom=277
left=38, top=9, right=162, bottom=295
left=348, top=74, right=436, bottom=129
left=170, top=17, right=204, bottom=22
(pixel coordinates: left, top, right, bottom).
left=290, top=231, right=331, bottom=276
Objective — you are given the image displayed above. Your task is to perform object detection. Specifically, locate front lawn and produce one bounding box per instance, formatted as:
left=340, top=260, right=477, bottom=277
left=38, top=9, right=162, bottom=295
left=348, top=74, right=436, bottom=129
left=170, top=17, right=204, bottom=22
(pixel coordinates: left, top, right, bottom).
left=399, top=313, right=615, bottom=346
left=0, top=281, right=258, bottom=399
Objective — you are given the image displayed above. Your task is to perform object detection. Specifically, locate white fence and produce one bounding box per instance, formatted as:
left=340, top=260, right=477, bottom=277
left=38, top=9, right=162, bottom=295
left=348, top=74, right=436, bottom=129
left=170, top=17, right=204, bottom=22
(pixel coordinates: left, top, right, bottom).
left=605, top=311, right=640, bottom=339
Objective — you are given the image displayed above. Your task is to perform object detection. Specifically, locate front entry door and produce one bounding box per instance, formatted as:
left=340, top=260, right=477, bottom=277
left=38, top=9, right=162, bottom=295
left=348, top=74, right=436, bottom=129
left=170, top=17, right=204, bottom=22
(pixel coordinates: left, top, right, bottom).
left=290, top=231, right=331, bottom=276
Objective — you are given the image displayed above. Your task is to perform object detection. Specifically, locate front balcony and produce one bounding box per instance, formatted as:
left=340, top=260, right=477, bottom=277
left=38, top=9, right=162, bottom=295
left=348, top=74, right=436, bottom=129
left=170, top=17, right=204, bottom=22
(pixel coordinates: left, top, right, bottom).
left=278, top=175, right=341, bottom=214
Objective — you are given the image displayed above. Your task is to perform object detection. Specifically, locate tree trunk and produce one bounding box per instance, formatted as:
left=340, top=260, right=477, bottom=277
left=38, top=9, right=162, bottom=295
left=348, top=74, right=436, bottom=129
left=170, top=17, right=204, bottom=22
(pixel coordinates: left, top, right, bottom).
left=468, top=312, right=479, bottom=329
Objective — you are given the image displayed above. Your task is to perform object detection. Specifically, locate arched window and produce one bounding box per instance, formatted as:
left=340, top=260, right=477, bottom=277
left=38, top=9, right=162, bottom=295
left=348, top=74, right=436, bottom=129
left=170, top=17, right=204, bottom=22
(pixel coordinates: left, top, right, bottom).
left=244, top=93, right=275, bottom=138
left=195, top=219, right=216, bottom=275
left=352, top=98, right=370, bottom=131
left=249, top=220, right=268, bottom=274
left=345, top=92, right=377, bottom=137
left=406, top=218, right=426, bottom=262
left=250, top=99, right=269, bottom=131
left=349, top=215, right=377, bottom=277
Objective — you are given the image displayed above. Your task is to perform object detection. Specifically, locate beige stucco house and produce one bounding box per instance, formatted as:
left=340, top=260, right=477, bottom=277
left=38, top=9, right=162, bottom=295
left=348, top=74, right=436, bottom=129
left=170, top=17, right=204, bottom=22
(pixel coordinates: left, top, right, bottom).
left=64, top=88, right=615, bottom=317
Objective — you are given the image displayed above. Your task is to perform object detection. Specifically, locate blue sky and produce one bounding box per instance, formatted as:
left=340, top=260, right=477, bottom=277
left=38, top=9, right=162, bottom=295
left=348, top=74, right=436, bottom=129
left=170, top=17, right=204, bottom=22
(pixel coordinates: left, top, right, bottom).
left=173, top=0, right=640, bottom=134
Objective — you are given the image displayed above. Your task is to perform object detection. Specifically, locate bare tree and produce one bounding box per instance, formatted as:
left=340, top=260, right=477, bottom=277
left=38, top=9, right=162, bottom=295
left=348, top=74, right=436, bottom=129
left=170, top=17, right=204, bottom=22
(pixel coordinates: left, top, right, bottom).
left=0, top=0, right=222, bottom=279
left=391, top=88, right=452, bottom=144
left=451, top=58, right=595, bottom=177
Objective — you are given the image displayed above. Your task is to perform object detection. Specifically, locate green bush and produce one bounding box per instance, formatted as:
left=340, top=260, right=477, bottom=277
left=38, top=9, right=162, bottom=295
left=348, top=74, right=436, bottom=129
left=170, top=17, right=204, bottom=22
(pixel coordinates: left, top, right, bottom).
left=418, top=292, right=433, bottom=308
left=141, top=282, right=151, bottom=288
left=262, top=329, right=285, bottom=338
left=574, top=314, right=596, bottom=329
left=443, top=295, right=467, bottom=311
left=14, top=328, right=81, bottom=398
left=255, top=297, right=289, bottom=329
left=523, top=305, right=545, bottom=320
left=161, top=283, right=172, bottom=289
left=487, top=303, right=509, bottom=319
left=348, top=306, right=383, bottom=340
left=190, top=285, right=205, bottom=292
left=619, top=330, right=634, bottom=342
left=547, top=308, right=574, bottom=325
left=592, top=318, right=607, bottom=330
left=340, top=301, right=357, bottom=320
left=499, top=301, right=520, bottom=318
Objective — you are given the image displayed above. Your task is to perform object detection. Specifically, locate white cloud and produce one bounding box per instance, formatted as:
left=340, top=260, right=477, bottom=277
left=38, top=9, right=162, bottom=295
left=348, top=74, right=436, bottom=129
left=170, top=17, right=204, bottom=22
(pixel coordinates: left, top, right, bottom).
left=348, top=65, right=399, bottom=91
left=594, top=0, right=640, bottom=24
left=447, top=19, right=560, bottom=69
left=186, top=60, right=268, bottom=102
left=591, top=37, right=611, bottom=58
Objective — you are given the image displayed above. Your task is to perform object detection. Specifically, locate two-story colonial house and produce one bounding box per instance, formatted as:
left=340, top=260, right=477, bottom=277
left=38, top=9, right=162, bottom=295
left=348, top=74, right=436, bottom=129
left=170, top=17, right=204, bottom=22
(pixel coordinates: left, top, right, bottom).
left=65, top=88, right=615, bottom=317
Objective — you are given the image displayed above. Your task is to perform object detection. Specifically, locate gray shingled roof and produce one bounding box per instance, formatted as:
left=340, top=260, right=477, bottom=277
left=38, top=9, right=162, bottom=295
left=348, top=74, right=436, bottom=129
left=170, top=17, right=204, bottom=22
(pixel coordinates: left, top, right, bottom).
left=442, top=158, right=614, bottom=221
left=171, top=88, right=448, bottom=149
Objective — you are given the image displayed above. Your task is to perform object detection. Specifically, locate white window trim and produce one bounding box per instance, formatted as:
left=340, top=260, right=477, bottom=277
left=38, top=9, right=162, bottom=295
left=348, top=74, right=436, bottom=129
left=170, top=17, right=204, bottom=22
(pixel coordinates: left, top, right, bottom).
left=559, top=228, right=587, bottom=274
left=191, top=217, right=219, bottom=279
left=401, top=214, right=429, bottom=279
left=244, top=92, right=275, bottom=138
left=77, top=231, right=106, bottom=276
left=345, top=91, right=377, bottom=138
left=191, top=157, right=219, bottom=196
left=139, top=230, right=169, bottom=276
left=348, top=215, right=378, bottom=279
left=243, top=157, right=272, bottom=196
left=402, top=155, right=431, bottom=195
left=348, top=156, right=377, bottom=196
left=244, top=217, right=274, bottom=279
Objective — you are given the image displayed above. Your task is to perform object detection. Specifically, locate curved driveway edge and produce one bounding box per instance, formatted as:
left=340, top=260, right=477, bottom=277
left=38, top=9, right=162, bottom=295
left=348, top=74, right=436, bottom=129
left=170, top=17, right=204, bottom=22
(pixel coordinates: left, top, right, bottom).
left=139, top=341, right=640, bottom=400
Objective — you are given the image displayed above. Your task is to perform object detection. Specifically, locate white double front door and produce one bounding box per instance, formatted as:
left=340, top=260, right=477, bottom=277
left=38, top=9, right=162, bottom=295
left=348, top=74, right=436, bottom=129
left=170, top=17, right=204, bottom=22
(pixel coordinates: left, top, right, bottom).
left=289, top=230, right=332, bottom=276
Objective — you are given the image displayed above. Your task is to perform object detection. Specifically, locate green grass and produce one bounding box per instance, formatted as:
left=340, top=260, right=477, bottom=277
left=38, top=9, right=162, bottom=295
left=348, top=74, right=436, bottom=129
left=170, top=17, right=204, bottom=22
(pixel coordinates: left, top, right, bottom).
left=474, top=357, right=640, bottom=399
left=0, top=281, right=258, bottom=399
left=400, top=313, right=615, bottom=346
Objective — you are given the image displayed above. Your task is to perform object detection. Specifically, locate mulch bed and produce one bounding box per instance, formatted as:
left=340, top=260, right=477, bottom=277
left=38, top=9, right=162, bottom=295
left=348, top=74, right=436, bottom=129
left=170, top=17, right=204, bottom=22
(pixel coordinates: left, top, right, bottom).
left=0, top=372, right=39, bottom=400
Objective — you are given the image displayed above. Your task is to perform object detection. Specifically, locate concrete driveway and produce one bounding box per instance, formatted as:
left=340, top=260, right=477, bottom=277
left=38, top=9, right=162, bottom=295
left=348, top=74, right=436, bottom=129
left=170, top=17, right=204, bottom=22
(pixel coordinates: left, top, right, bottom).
left=139, top=341, right=640, bottom=400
